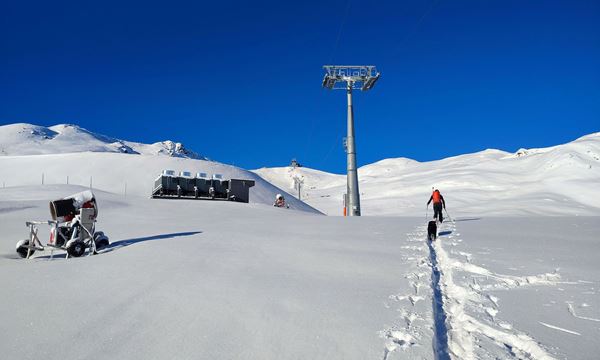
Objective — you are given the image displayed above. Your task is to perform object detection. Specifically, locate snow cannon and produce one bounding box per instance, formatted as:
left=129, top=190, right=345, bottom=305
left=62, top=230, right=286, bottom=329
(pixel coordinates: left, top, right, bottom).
left=273, top=194, right=289, bottom=208
left=49, top=190, right=98, bottom=222
left=16, top=190, right=109, bottom=259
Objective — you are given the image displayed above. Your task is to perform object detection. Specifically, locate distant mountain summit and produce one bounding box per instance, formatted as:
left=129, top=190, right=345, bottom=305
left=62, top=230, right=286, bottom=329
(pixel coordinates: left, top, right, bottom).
left=0, top=123, right=207, bottom=160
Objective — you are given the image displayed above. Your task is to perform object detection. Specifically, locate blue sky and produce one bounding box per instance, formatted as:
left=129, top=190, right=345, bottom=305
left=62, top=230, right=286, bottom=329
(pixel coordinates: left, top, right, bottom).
left=1, top=0, right=598, bottom=173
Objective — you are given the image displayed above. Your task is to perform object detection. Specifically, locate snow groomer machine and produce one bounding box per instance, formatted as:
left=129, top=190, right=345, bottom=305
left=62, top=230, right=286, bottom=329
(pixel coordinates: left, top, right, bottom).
left=15, top=190, right=110, bottom=259
left=152, top=170, right=255, bottom=203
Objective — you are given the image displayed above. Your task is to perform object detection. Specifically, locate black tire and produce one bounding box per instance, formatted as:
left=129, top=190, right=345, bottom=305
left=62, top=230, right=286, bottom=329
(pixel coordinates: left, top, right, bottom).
left=16, top=240, right=33, bottom=258
left=67, top=241, right=86, bottom=257
left=95, top=238, right=109, bottom=250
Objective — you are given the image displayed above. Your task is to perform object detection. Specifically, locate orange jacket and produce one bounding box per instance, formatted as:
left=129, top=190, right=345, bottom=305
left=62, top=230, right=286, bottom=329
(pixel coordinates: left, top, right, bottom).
left=427, top=191, right=446, bottom=207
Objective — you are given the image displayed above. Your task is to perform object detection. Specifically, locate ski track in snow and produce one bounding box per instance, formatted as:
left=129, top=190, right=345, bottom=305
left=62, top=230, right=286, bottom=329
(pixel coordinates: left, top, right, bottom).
left=566, top=302, right=600, bottom=323
left=431, top=221, right=559, bottom=360
left=538, top=322, right=581, bottom=336
left=384, top=220, right=563, bottom=360
left=381, top=226, right=432, bottom=360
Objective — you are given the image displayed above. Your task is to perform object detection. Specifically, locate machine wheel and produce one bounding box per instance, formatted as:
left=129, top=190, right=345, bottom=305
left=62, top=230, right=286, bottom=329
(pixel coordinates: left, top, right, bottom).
left=94, top=232, right=110, bottom=250
left=94, top=231, right=109, bottom=250
left=67, top=241, right=86, bottom=257
left=16, top=239, right=34, bottom=258
left=95, top=238, right=109, bottom=250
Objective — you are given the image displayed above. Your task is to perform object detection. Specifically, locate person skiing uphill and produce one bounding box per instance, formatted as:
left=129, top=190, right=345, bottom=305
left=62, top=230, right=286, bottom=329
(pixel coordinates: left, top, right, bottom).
left=427, top=188, right=446, bottom=223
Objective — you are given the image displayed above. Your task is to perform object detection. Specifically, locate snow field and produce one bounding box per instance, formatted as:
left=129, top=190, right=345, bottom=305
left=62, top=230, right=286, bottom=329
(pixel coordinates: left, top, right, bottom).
left=1, top=122, right=599, bottom=359
left=0, top=186, right=598, bottom=359
left=254, top=132, right=600, bottom=217
left=0, top=185, right=415, bottom=360
left=0, top=152, right=320, bottom=213
left=381, top=217, right=599, bottom=360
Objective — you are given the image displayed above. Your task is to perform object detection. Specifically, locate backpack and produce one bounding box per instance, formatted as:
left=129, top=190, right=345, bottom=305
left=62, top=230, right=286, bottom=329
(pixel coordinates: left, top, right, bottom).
left=432, top=190, right=441, bottom=203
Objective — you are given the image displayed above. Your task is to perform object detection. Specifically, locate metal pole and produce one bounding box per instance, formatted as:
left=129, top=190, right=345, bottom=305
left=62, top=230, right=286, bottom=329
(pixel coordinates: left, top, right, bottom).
left=346, top=82, right=361, bottom=216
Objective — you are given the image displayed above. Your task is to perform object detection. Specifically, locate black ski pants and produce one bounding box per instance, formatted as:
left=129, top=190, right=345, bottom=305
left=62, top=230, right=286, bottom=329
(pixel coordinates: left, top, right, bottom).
left=433, top=202, right=444, bottom=223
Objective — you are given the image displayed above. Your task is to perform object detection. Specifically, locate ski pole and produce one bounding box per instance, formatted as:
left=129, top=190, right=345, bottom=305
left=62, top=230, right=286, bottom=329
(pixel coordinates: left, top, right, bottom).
left=444, top=208, right=453, bottom=223
left=425, top=206, right=428, bottom=220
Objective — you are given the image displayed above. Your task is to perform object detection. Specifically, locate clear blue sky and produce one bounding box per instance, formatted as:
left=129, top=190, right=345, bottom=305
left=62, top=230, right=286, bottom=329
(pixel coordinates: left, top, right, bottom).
left=1, top=0, right=598, bottom=173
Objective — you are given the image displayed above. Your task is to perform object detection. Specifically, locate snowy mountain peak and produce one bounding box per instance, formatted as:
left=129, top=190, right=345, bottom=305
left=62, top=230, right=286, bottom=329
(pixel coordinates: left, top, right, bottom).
left=0, top=123, right=207, bottom=160
left=155, top=140, right=204, bottom=159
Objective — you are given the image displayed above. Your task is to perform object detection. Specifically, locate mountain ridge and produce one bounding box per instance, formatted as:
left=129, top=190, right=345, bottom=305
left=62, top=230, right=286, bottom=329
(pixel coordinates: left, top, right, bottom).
left=0, top=123, right=206, bottom=160
left=253, top=131, right=600, bottom=216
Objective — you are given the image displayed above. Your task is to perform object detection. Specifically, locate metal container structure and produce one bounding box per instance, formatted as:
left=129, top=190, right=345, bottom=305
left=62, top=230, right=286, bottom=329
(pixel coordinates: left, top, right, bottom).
left=152, top=171, right=255, bottom=203
left=228, top=179, right=255, bottom=203
left=178, top=171, right=196, bottom=196
left=153, top=170, right=180, bottom=196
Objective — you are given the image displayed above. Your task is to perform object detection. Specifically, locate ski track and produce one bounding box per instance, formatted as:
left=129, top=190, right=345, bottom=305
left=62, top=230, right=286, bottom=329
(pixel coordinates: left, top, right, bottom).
left=381, top=225, right=432, bottom=360
left=538, top=322, right=581, bottom=336
left=384, top=219, right=563, bottom=360
left=427, top=235, right=451, bottom=360
left=566, top=302, right=600, bottom=322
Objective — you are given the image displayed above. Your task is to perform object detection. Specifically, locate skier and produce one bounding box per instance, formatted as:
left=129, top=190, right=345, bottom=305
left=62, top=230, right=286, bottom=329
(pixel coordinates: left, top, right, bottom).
left=427, top=188, right=446, bottom=223
left=273, top=194, right=287, bottom=208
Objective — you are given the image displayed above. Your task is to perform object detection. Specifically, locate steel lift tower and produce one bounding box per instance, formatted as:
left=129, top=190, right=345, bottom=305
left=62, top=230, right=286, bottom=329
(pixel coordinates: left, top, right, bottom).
left=322, top=65, right=380, bottom=216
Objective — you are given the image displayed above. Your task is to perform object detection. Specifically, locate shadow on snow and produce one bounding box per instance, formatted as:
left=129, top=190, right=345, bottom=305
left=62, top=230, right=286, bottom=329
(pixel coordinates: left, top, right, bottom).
left=103, top=231, right=203, bottom=253
left=23, top=231, right=203, bottom=259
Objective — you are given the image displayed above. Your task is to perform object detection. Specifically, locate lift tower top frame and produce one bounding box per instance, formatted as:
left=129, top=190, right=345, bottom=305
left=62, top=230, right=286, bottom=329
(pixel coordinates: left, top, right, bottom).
left=322, top=65, right=380, bottom=217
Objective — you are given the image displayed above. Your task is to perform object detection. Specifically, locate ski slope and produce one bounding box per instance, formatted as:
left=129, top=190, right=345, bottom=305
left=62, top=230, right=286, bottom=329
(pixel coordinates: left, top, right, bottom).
left=0, top=123, right=598, bottom=359
left=0, top=123, right=319, bottom=213
left=254, top=132, right=600, bottom=216
left=0, top=185, right=598, bottom=359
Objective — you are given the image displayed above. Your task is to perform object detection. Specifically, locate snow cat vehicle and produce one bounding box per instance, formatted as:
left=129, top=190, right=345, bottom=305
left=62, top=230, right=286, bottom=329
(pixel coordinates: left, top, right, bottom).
left=15, top=190, right=110, bottom=259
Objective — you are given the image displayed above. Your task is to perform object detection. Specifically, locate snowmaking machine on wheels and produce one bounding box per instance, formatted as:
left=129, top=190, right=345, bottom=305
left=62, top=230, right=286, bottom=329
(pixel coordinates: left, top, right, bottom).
left=15, top=190, right=109, bottom=259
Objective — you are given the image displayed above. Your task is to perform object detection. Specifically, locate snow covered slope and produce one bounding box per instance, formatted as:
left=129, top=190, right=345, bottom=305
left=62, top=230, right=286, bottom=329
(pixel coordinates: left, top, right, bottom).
left=0, top=123, right=319, bottom=212
left=0, top=123, right=206, bottom=159
left=0, top=185, right=598, bottom=359
left=254, top=132, right=600, bottom=216
left=0, top=152, right=319, bottom=213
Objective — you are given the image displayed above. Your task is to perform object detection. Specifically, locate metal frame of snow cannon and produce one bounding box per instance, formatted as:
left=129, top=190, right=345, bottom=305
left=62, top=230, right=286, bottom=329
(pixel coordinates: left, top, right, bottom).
left=15, top=191, right=110, bottom=259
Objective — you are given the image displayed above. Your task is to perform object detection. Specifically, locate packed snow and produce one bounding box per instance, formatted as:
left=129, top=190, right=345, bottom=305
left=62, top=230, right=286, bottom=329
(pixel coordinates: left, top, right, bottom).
left=0, top=123, right=598, bottom=359
left=254, top=132, right=600, bottom=216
